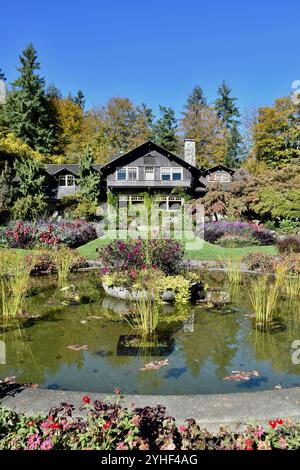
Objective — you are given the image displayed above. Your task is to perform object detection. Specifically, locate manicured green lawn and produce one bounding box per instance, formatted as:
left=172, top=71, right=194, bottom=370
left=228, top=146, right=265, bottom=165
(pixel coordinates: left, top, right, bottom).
left=77, top=232, right=277, bottom=261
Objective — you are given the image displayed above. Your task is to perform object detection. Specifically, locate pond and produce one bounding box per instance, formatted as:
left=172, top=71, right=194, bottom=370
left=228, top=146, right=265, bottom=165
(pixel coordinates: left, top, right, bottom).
left=1, top=271, right=300, bottom=395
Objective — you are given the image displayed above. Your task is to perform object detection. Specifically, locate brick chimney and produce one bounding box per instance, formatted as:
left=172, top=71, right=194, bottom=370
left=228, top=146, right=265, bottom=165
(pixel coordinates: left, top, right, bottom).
left=184, top=138, right=196, bottom=167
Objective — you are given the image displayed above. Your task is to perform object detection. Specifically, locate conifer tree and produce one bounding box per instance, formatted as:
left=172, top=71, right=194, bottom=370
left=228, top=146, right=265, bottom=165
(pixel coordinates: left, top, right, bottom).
left=74, top=89, right=85, bottom=110
left=79, top=146, right=101, bottom=203
left=4, top=43, right=55, bottom=154
left=0, top=68, right=6, bottom=81
left=153, top=105, right=178, bottom=152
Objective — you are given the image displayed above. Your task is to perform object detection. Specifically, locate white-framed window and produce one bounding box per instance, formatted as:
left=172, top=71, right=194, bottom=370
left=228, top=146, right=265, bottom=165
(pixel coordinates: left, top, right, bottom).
left=207, top=171, right=231, bottom=182
left=161, top=167, right=183, bottom=181
left=145, top=166, right=154, bottom=180
left=116, top=167, right=138, bottom=181
left=58, top=174, right=75, bottom=187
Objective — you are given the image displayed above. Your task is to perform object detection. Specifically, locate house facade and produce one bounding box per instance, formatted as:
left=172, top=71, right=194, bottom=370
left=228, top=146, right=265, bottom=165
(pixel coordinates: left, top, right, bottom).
left=20, top=139, right=237, bottom=212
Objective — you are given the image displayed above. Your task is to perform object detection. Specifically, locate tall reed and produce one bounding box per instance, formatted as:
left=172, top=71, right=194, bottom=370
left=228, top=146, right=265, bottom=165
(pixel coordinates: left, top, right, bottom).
left=0, top=250, right=34, bottom=323
left=52, top=247, right=77, bottom=286
left=223, top=258, right=242, bottom=285
left=249, top=264, right=286, bottom=326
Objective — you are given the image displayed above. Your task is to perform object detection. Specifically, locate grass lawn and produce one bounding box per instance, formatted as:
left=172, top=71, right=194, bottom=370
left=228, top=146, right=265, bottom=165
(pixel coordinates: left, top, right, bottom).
left=77, top=231, right=277, bottom=261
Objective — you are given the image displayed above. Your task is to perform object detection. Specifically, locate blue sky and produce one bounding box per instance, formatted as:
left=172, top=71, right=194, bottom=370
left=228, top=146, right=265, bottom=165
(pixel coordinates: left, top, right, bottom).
left=1, top=0, right=300, bottom=117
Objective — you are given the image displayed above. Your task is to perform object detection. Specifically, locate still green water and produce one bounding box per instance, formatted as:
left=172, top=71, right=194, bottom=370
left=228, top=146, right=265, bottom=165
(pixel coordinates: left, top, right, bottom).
left=1, top=271, right=300, bottom=395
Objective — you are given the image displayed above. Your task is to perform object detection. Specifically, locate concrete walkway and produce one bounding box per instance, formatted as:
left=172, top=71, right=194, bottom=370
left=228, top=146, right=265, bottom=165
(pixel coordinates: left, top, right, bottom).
left=1, top=387, right=300, bottom=432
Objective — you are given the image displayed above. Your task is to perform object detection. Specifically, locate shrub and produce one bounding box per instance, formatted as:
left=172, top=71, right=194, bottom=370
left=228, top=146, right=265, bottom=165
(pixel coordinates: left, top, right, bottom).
left=242, top=252, right=278, bottom=273
left=0, top=220, right=97, bottom=249
left=0, top=397, right=299, bottom=450
left=242, top=252, right=300, bottom=275
left=277, top=236, right=300, bottom=254
left=278, top=218, right=300, bottom=234
left=203, top=221, right=276, bottom=246
left=98, top=239, right=184, bottom=275
left=12, top=195, right=47, bottom=221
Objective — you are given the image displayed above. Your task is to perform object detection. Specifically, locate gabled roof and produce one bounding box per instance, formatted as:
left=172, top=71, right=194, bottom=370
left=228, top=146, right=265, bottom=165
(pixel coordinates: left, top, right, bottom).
left=100, top=140, right=202, bottom=175
left=44, top=164, right=102, bottom=176
left=202, top=164, right=235, bottom=175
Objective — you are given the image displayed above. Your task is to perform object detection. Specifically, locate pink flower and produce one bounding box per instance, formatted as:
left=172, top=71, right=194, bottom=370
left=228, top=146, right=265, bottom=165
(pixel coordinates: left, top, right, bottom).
left=40, top=438, right=53, bottom=451
left=116, top=442, right=126, bottom=450
left=179, top=425, right=187, bottom=433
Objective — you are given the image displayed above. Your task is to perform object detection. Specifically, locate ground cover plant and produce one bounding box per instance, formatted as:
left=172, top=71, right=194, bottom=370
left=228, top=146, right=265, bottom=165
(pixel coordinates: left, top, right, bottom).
left=0, top=395, right=299, bottom=450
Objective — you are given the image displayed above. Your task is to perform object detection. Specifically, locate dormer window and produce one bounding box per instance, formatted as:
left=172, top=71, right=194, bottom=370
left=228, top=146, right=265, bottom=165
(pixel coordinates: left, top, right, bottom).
left=207, top=171, right=230, bottom=183
left=59, top=174, right=75, bottom=187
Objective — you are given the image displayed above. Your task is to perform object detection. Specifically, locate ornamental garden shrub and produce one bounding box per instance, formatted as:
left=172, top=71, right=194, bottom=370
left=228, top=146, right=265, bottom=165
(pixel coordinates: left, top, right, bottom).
left=98, top=239, right=185, bottom=276
left=28, top=250, right=88, bottom=275
left=203, top=221, right=276, bottom=246
left=243, top=252, right=300, bottom=275
left=0, top=396, right=299, bottom=450
left=0, top=220, right=97, bottom=249
left=277, top=236, right=300, bottom=254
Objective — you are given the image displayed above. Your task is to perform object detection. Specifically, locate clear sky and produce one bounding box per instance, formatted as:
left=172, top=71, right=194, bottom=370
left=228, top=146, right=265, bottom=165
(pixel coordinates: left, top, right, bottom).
left=1, top=0, right=300, bottom=117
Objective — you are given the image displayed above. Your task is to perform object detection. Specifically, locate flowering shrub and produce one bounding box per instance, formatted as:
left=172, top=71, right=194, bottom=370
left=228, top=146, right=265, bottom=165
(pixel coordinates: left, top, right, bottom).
left=243, top=252, right=300, bottom=275
left=215, top=232, right=260, bottom=248
left=203, top=221, right=276, bottom=246
left=0, top=220, right=97, bottom=249
left=277, top=236, right=300, bottom=254
left=99, top=239, right=185, bottom=275
left=0, top=397, right=299, bottom=450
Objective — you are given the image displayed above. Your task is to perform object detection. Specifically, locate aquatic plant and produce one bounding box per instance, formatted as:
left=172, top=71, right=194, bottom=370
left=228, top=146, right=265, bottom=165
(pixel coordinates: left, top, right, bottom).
left=0, top=250, right=34, bottom=322
left=249, top=265, right=286, bottom=327
left=52, top=248, right=80, bottom=286
left=223, top=258, right=242, bottom=285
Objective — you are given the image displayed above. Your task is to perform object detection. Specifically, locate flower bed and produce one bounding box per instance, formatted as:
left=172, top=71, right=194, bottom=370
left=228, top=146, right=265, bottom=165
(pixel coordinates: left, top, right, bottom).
left=0, top=396, right=298, bottom=450
left=98, top=239, right=185, bottom=275
left=0, top=220, right=97, bottom=249
left=203, top=221, right=276, bottom=246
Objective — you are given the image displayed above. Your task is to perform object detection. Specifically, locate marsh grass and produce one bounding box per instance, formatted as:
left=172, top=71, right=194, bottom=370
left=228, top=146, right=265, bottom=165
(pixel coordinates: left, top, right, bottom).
left=223, top=258, right=242, bottom=285
left=0, top=250, right=34, bottom=325
left=249, top=264, right=286, bottom=327
left=282, top=275, right=300, bottom=298
left=52, top=247, right=78, bottom=286
left=125, top=293, right=160, bottom=337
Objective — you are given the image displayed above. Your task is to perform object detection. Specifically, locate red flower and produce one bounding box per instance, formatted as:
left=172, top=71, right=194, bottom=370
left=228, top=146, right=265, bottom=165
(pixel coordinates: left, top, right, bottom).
left=50, top=422, right=61, bottom=429
left=276, top=418, right=284, bottom=425
left=114, top=387, right=121, bottom=395
left=27, top=420, right=35, bottom=427
left=268, top=420, right=277, bottom=429
left=82, top=395, right=91, bottom=404
left=103, top=421, right=111, bottom=430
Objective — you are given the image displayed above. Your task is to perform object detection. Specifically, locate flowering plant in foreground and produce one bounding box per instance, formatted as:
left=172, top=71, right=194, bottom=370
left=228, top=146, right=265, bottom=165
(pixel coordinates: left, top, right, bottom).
left=0, top=394, right=300, bottom=450
left=98, top=238, right=185, bottom=275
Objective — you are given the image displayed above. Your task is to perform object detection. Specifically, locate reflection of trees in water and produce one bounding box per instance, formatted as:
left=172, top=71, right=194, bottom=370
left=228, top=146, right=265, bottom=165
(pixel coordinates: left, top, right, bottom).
left=176, top=308, right=240, bottom=379
left=249, top=299, right=300, bottom=374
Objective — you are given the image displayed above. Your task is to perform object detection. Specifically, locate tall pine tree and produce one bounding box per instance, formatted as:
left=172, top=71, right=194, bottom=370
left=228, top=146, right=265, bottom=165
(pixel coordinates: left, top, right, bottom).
left=186, top=85, right=206, bottom=108
left=4, top=43, right=55, bottom=154
left=215, top=81, right=242, bottom=167
left=0, top=68, right=6, bottom=81
left=153, top=105, right=178, bottom=152
left=74, top=89, right=85, bottom=110
left=79, top=146, right=101, bottom=203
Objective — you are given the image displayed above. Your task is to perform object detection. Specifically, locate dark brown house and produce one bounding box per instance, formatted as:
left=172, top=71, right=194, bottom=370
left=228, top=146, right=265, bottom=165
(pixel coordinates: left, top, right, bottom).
left=16, top=140, right=239, bottom=212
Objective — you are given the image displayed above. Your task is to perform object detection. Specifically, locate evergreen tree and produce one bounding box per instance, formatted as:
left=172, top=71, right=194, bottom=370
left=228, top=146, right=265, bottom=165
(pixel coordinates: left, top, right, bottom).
left=4, top=43, right=55, bottom=154
left=186, top=85, right=206, bottom=108
left=74, top=89, right=85, bottom=110
left=225, top=121, right=244, bottom=167
left=79, top=145, right=101, bottom=203
left=0, top=161, right=13, bottom=211
left=14, top=156, right=45, bottom=197
left=215, top=81, right=240, bottom=128
left=215, top=81, right=242, bottom=166
left=153, top=105, right=178, bottom=152
left=46, top=83, right=62, bottom=99
left=0, top=68, right=6, bottom=81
